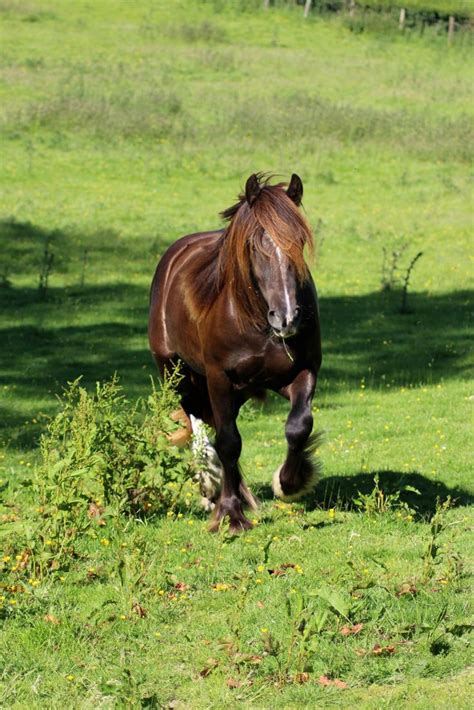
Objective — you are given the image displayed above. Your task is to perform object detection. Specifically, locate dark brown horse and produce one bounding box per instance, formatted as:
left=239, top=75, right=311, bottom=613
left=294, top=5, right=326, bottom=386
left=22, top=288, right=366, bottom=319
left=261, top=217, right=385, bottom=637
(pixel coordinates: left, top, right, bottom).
left=149, top=173, right=322, bottom=532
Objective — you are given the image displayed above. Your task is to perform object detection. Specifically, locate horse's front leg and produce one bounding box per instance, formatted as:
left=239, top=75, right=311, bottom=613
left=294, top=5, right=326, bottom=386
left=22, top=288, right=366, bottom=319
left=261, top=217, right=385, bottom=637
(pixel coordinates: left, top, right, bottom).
left=272, top=369, right=321, bottom=500
left=206, top=371, right=256, bottom=533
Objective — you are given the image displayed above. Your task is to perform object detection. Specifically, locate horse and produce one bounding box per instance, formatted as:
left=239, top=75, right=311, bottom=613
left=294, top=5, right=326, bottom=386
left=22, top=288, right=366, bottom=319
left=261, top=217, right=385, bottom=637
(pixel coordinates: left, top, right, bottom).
left=148, top=173, right=322, bottom=532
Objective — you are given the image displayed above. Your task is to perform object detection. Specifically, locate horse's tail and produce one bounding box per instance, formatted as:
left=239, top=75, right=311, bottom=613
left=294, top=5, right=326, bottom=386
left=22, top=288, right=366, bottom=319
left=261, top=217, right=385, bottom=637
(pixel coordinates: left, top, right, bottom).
left=240, top=480, right=259, bottom=511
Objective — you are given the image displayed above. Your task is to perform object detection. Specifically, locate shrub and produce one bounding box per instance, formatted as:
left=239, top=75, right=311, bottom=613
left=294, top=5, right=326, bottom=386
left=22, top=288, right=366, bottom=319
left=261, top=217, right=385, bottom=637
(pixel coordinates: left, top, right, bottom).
left=35, top=373, right=192, bottom=545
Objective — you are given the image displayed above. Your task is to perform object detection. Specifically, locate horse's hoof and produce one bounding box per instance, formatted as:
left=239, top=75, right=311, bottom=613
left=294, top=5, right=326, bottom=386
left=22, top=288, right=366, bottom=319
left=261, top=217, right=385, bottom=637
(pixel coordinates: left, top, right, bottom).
left=272, top=463, right=321, bottom=502
left=228, top=517, right=253, bottom=534
left=208, top=512, right=253, bottom=534
left=272, top=465, right=286, bottom=498
left=208, top=518, right=221, bottom=533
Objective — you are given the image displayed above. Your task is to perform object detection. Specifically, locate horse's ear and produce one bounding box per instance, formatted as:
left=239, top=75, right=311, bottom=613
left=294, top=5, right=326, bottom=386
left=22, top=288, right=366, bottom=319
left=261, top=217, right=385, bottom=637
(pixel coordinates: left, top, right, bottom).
left=245, top=174, right=261, bottom=206
left=287, top=173, right=303, bottom=206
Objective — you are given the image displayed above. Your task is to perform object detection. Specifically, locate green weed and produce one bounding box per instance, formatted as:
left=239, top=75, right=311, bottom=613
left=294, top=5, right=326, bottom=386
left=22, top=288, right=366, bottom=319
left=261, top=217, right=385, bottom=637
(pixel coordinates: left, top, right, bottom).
left=1, top=373, right=192, bottom=582
left=353, top=472, right=418, bottom=516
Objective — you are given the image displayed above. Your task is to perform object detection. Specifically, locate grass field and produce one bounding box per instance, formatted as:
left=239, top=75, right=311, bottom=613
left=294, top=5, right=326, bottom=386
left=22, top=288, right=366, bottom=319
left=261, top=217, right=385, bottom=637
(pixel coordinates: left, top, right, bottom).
left=1, top=1, right=473, bottom=707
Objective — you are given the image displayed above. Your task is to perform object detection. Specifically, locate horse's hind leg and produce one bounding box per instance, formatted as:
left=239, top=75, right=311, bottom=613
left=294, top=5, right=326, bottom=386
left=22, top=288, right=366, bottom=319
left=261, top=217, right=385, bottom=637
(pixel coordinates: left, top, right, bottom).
left=272, top=369, right=322, bottom=500
left=189, top=414, right=223, bottom=510
left=173, top=368, right=225, bottom=509
left=150, top=357, right=191, bottom=446
left=168, top=407, right=193, bottom=446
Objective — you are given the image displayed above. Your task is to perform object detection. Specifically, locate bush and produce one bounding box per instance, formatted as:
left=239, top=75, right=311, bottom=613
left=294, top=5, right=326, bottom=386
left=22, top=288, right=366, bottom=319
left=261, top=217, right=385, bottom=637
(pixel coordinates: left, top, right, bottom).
left=35, top=374, right=192, bottom=545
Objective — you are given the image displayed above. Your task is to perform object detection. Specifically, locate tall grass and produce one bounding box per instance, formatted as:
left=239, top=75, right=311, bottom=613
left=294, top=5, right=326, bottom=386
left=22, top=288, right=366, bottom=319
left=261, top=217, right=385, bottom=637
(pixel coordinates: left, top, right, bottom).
left=2, top=60, right=472, bottom=163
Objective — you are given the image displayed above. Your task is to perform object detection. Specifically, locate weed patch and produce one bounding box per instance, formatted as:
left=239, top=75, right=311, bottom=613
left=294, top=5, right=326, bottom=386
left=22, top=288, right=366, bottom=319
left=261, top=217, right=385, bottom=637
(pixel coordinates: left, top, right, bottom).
left=1, top=373, right=193, bottom=580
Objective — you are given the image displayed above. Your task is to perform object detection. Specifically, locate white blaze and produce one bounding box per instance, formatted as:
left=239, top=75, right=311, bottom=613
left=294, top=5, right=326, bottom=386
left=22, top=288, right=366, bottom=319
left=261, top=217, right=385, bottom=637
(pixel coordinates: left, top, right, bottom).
left=275, top=245, right=293, bottom=325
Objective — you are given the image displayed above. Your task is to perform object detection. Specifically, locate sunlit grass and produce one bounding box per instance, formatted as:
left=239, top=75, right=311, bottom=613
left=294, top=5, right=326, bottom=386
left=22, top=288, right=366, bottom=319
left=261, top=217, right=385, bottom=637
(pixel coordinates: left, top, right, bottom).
left=0, top=0, right=472, bottom=706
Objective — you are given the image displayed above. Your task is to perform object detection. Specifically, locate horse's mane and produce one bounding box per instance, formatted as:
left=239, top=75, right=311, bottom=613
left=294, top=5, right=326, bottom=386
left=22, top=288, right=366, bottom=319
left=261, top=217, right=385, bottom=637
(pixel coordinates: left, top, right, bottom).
left=187, top=174, right=313, bottom=329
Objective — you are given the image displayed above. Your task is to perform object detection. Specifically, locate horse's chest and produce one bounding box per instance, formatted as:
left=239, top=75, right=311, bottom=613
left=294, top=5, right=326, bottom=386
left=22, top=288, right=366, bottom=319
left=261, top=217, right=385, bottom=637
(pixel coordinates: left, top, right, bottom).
left=225, top=343, right=296, bottom=391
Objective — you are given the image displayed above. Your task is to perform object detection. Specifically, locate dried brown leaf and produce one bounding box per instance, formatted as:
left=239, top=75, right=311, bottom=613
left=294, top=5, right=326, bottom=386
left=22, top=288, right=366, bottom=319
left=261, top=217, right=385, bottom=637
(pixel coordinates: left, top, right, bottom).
left=174, top=582, right=189, bottom=592
left=268, top=568, right=286, bottom=577
left=236, top=653, right=262, bottom=665
left=341, top=623, right=363, bottom=636
left=318, top=675, right=348, bottom=688
left=132, top=601, right=147, bottom=618
left=294, top=672, right=310, bottom=684
left=372, top=643, right=395, bottom=656
left=218, top=639, right=235, bottom=655
left=88, top=502, right=104, bottom=519
left=18, top=550, right=30, bottom=570
left=199, top=658, right=219, bottom=677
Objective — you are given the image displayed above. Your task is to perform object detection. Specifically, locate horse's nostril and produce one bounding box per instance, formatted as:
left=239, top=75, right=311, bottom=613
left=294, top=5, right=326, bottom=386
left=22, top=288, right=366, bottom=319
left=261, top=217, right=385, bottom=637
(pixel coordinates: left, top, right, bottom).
left=268, top=310, right=276, bottom=318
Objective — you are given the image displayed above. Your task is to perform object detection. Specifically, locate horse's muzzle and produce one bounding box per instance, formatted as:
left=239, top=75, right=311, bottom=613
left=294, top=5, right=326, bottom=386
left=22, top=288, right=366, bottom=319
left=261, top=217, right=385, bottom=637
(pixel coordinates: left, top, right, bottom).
left=268, top=306, right=301, bottom=339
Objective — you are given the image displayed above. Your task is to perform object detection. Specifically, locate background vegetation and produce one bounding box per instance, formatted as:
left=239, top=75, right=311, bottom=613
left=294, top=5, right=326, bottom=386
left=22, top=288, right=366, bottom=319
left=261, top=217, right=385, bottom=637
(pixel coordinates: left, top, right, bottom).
left=0, top=0, right=472, bottom=706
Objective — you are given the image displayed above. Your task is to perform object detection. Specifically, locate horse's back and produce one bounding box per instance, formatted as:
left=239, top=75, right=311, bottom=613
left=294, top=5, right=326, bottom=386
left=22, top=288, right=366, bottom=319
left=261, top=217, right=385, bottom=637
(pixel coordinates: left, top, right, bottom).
left=150, top=229, right=222, bottom=304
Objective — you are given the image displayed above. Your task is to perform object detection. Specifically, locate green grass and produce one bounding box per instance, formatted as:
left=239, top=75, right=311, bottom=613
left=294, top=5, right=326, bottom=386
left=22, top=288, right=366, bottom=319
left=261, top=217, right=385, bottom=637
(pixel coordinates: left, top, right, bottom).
left=0, top=1, right=473, bottom=706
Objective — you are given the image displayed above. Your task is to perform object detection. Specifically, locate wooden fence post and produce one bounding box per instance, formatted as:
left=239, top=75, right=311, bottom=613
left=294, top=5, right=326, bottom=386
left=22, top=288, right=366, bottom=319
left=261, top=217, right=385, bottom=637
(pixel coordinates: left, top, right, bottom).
left=399, top=7, right=406, bottom=30
left=304, top=0, right=312, bottom=18
left=349, top=0, right=355, bottom=19
left=448, top=15, right=455, bottom=44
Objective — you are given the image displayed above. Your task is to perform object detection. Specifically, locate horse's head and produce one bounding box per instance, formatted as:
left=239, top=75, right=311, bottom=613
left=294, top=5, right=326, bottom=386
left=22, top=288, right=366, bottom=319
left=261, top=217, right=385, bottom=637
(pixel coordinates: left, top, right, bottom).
left=251, top=229, right=303, bottom=339
left=246, top=174, right=307, bottom=339
left=219, top=173, right=313, bottom=335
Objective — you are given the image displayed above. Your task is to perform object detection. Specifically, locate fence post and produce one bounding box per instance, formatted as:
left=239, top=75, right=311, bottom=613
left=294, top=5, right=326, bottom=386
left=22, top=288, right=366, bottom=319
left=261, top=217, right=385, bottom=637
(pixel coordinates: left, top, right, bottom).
left=349, top=0, right=355, bottom=18
left=448, top=15, right=455, bottom=44
left=304, top=0, right=312, bottom=18
left=399, top=7, right=406, bottom=30
left=263, top=0, right=270, bottom=9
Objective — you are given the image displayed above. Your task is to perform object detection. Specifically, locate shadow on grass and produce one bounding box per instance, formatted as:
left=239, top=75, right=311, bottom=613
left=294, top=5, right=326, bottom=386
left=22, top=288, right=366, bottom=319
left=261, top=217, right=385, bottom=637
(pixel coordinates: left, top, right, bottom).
left=321, top=288, right=472, bottom=389
left=0, top=220, right=472, bottom=450
left=254, top=470, right=473, bottom=518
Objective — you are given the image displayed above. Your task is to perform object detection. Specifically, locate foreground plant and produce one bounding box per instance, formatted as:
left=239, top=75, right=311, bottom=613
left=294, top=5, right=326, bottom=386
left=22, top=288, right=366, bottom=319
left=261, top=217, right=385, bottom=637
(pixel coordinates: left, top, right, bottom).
left=2, top=374, right=193, bottom=578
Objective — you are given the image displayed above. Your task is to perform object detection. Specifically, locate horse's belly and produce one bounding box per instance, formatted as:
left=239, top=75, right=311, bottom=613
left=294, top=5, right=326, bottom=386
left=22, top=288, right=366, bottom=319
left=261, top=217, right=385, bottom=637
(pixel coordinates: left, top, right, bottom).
left=169, top=315, right=206, bottom=374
